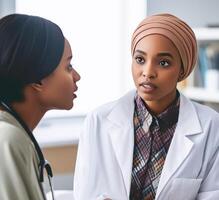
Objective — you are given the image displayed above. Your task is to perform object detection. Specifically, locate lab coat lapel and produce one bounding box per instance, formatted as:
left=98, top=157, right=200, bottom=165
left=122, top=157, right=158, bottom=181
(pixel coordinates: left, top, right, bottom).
left=156, top=94, right=202, bottom=199
left=107, top=90, right=136, bottom=197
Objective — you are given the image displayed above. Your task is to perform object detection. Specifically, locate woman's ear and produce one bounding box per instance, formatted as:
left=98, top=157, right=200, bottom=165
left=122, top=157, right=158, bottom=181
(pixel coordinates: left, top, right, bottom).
left=178, top=72, right=184, bottom=82
left=30, top=81, right=43, bottom=92
left=178, top=64, right=185, bottom=82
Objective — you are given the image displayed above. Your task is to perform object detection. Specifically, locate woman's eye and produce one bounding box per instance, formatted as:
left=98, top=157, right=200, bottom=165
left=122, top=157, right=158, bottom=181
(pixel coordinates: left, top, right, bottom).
left=67, top=64, right=73, bottom=71
left=159, top=60, right=169, bottom=67
left=135, top=56, right=145, bottom=64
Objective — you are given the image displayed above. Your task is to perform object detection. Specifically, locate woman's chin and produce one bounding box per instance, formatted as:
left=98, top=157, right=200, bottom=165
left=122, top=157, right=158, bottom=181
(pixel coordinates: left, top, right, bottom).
left=138, top=91, right=156, bottom=102
left=51, top=102, right=74, bottom=111
left=65, top=102, right=74, bottom=110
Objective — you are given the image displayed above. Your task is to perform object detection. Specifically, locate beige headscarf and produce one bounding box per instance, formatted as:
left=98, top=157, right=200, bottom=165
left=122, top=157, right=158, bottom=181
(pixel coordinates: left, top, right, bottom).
left=131, top=13, right=197, bottom=80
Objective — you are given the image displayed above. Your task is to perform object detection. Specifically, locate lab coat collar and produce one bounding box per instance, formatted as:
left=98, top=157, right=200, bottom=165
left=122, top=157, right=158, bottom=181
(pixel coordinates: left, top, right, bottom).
left=177, top=93, right=202, bottom=136
left=107, top=90, right=136, bottom=197
left=107, top=90, right=136, bottom=127
left=107, top=90, right=203, bottom=198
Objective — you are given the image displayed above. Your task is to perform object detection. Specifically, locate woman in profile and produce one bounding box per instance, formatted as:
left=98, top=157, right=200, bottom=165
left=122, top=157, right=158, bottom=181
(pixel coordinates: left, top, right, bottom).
left=74, top=13, right=219, bottom=200
left=0, top=14, right=80, bottom=200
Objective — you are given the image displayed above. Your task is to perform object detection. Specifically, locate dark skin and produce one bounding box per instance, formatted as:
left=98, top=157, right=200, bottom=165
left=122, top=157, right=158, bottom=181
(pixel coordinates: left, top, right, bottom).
left=132, top=34, right=184, bottom=115
left=0, top=39, right=80, bottom=131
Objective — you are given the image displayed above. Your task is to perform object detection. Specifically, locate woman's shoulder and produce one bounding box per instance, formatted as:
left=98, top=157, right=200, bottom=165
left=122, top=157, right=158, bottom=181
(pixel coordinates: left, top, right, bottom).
left=0, top=113, right=31, bottom=151
left=191, top=100, right=219, bottom=122
left=184, top=98, right=219, bottom=134
left=0, top=121, right=36, bottom=168
left=180, top=93, right=219, bottom=121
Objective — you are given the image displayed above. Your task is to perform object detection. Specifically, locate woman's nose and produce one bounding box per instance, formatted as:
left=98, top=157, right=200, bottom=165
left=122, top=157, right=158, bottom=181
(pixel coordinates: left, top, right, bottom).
left=72, top=68, right=81, bottom=82
left=142, top=62, right=157, bottom=79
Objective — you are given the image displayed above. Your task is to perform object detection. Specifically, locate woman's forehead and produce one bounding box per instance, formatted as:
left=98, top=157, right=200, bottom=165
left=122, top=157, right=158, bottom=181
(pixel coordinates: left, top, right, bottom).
left=135, top=35, right=179, bottom=56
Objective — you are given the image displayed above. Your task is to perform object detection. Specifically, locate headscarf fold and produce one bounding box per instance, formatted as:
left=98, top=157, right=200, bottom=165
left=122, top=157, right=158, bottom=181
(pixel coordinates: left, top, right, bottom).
left=131, top=13, right=197, bottom=80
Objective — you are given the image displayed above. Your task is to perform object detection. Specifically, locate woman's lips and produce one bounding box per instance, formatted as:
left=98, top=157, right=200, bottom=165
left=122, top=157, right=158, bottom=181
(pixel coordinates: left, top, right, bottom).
left=72, top=86, right=78, bottom=98
left=139, top=82, right=157, bottom=92
left=73, top=93, right=77, bottom=98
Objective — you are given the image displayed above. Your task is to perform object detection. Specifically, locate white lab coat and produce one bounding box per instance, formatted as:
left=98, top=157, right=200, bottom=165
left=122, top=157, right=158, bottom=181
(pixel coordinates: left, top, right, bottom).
left=74, top=90, right=219, bottom=200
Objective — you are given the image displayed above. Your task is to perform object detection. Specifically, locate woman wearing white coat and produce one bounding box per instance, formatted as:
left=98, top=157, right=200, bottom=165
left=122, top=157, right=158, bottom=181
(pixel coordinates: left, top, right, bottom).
left=74, top=13, right=219, bottom=200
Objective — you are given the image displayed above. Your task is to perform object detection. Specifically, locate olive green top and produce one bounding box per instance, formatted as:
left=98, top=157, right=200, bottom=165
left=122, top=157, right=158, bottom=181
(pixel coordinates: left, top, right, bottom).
left=0, top=111, right=45, bottom=200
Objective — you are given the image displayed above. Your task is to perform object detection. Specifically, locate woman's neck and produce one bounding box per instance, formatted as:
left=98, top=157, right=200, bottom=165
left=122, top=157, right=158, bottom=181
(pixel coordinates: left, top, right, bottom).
left=12, top=101, right=45, bottom=131
left=145, top=90, right=178, bottom=115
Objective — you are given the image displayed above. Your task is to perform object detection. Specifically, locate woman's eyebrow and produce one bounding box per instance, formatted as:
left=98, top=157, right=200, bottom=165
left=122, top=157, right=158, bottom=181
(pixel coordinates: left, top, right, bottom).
left=157, top=52, right=173, bottom=58
left=135, top=49, right=146, bottom=55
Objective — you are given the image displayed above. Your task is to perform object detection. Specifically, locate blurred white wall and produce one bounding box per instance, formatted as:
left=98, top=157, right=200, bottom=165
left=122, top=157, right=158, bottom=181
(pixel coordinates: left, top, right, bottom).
left=0, top=0, right=15, bottom=17
left=147, top=0, right=219, bottom=27
left=15, top=0, right=146, bottom=117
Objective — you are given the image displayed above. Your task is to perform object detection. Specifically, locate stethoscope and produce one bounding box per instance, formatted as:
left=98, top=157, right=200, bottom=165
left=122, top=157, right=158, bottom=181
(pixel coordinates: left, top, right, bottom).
left=0, top=101, right=55, bottom=200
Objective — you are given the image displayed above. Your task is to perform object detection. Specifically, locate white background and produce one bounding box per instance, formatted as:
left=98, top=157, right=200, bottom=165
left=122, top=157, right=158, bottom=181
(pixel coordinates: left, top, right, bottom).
left=16, top=0, right=146, bottom=118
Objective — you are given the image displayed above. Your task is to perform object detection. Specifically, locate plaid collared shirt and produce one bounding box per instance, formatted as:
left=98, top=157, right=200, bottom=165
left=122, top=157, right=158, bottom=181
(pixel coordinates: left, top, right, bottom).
left=129, top=93, right=180, bottom=200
